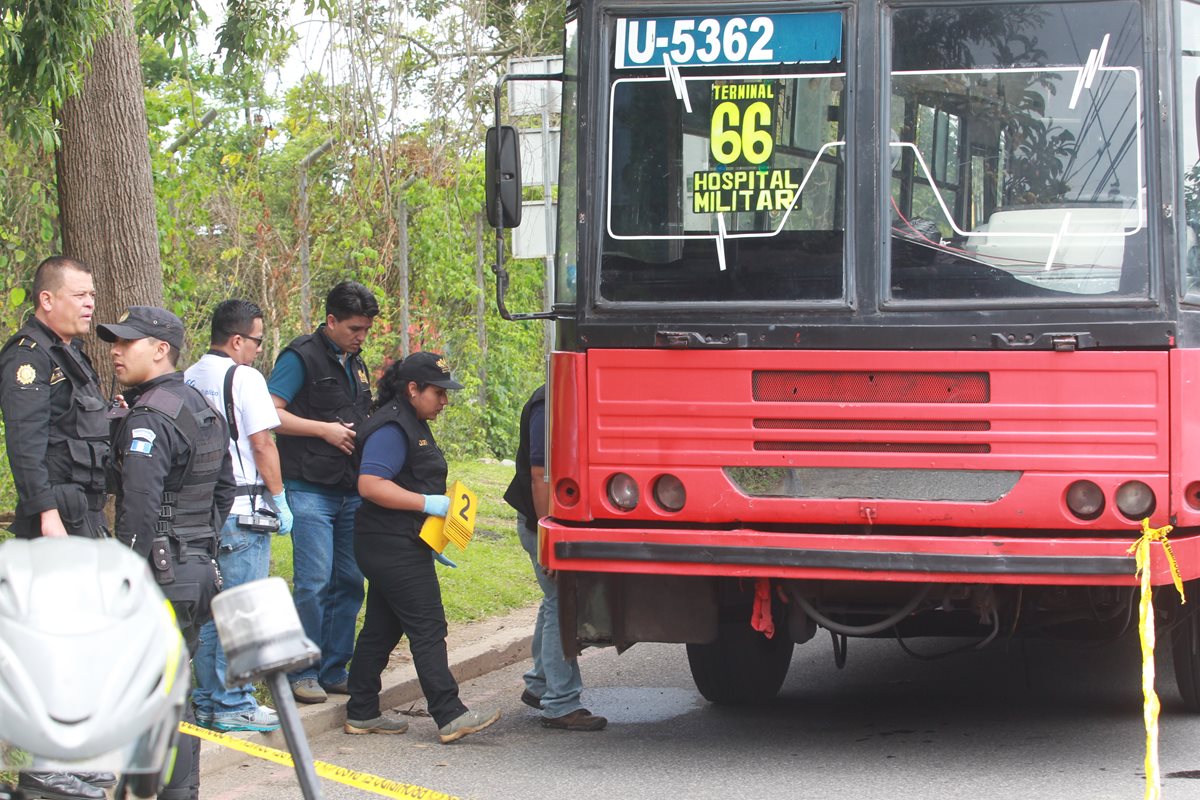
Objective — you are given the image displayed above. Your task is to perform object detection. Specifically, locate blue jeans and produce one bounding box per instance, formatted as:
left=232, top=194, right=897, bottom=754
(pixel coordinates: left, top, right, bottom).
left=287, top=486, right=364, bottom=686
left=518, top=515, right=583, bottom=718
left=193, top=516, right=273, bottom=718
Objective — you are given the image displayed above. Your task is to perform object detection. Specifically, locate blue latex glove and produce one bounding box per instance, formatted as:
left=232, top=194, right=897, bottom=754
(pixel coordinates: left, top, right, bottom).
left=423, top=494, right=450, bottom=517
left=273, top=492, right=293, bottom=535
left=433, top=551, right=458, bottom=568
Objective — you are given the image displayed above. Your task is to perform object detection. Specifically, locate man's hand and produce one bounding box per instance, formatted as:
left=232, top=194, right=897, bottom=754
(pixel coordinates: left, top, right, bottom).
left=39, top=508, right=68, bottom=538
left=320, top=420, right=357, bottom=454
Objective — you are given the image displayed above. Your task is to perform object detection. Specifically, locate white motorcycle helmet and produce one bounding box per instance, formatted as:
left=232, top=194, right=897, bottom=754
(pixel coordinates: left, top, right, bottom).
left=0, top=537, right=187, bottom=793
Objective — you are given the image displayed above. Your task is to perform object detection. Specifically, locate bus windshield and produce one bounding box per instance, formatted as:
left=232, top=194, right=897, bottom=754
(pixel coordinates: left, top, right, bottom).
left=599, top=1, right=1148, bottom=305
left=889, top=1, right=1148, bottom=301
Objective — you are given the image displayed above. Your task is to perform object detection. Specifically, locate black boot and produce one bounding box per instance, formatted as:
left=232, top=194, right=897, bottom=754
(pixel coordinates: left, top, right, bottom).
left=72, top=774, right=117, bottom=789
left=17, top=773, right=106, bottom=800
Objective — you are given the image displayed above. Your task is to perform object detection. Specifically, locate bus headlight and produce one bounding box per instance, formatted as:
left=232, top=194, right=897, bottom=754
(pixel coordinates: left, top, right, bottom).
left=1065, top=480, right=1104, bottom=520
left=1115, top=481, right=1155, bottom=519
left=652, top=474, right=686, bottom=512
left=607, top=473, right=639, bottom=511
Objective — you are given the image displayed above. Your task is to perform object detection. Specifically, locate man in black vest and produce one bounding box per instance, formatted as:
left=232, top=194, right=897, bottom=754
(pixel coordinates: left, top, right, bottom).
left=267, top=281, right=378, bottom=704
left=100, top=306, right=234, bottom=800
left=0, top=257, right=115, bottom=800
left=0, top=257, right=110, bottom=541
left=504, top=384, right=606, bottom=731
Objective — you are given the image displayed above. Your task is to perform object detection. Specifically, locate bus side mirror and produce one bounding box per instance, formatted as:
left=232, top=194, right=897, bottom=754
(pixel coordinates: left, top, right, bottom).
left=486, top=125, right=523, bottom=229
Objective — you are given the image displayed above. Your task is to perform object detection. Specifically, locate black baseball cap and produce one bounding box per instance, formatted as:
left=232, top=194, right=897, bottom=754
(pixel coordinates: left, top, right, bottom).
left=97, top=306, right=185, bottom=350
left=401, top=351, right=464, bottom=390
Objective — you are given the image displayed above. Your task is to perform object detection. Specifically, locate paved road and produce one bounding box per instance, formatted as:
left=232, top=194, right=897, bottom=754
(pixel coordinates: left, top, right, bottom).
left=201, top=632, right=1200, bottom=800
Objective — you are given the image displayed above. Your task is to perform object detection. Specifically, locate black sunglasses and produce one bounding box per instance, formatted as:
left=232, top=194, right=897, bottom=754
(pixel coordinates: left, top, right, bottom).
left=237, top=333, right=265, bottom=346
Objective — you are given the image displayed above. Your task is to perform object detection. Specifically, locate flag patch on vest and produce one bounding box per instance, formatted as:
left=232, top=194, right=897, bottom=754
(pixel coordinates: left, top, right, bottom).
left=129, top=428, right=156, bottom=455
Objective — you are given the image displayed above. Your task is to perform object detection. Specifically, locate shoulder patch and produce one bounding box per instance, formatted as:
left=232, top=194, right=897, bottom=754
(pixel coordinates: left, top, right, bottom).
left=15, top=363, right=36, bottom=385
left=128, top=439, right=154, bottom=456
left=131, top=427, right=156, bottom=443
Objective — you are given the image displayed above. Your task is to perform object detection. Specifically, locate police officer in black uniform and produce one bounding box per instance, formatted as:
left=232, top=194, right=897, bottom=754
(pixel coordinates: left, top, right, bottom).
left=99, top=306, right=234, bottom=800
left=1, top=258, right=114, bottom=800
left=0, top=256, right=110, bottom=541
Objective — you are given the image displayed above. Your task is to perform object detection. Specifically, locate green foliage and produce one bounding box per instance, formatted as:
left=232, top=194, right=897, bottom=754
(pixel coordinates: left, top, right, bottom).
left=0, top=1, right=564, bottom=510
left=0, top=127, right=58, bottom=512
left=0, top=0, right=110, bottom=145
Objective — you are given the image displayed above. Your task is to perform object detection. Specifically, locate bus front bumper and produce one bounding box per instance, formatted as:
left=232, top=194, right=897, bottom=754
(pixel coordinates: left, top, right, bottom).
left=538, top=521, right=1200, bottom=586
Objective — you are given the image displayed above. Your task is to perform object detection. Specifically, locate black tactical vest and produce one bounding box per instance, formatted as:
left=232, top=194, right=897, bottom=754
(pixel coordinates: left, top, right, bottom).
left=503, top=384, right=546, bottom=530
left=354, top=400, right=447, bottom=539
left=0, top=322, right=111, bottom=494
left=275, top=328, right=371, bottom=491
left=116, top=383, right=228, bottom=546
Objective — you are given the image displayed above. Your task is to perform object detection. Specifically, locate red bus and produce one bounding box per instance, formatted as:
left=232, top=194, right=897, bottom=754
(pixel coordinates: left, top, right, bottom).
left=487, top=0, right=1200, bottom=705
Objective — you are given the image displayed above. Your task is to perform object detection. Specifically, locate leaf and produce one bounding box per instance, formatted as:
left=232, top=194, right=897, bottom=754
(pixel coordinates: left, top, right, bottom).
left=8, top=287, right=25, bottom=307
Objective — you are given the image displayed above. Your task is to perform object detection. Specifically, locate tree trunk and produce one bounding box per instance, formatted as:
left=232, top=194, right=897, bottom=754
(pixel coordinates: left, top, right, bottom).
left=56, top=0, right=162, bottom=391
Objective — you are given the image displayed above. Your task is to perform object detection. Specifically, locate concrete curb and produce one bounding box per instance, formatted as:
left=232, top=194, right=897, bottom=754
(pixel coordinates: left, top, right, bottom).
left=199, top=605, right=537, bottom=776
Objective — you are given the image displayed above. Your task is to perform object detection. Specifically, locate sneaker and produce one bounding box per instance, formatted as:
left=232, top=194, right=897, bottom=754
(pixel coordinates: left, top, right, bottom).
left=437, top=708, right=501, bottom=743
left=210, top=706, right=281, bottom=733
left=193, top=709, right=214, bottom=727
left=291, top=678, right=327, bottom=704
left=322, top=680, right=350, bottom=695
left=344, top=715, right=409, bottom=735
left=541, top=708, right=607, bottom=731
left=520, top=689, right=543, bottom=710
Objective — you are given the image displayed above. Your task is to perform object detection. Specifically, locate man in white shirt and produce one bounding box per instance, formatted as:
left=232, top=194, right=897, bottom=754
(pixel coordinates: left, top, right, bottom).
left=184, top=299, right=293, bottom=732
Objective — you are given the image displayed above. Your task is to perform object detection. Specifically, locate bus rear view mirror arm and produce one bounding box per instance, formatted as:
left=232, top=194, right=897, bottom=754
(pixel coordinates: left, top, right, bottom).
left=487, top=72, right=562, bottom=321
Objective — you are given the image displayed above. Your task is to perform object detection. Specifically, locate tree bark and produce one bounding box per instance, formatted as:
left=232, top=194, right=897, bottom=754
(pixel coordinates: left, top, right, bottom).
left=56, top=0, right=162, bottom=391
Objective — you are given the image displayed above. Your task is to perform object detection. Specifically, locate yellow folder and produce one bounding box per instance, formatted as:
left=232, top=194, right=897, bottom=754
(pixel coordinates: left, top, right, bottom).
left=418, top=481, right=477, bottom=553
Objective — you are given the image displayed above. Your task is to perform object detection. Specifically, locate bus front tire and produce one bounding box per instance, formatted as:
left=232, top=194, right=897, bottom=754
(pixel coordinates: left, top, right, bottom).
left=686, top=622, right=794, bottom=705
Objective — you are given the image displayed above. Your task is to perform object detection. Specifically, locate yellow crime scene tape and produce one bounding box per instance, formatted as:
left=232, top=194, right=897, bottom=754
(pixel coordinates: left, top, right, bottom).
left=1129, top=518, right=1186, bottom=800
left=179, top=722, right=461, bottom=800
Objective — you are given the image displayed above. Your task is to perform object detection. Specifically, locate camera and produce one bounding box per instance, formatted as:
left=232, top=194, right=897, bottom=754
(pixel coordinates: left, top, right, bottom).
left=236, top=513, right=281, bottom=533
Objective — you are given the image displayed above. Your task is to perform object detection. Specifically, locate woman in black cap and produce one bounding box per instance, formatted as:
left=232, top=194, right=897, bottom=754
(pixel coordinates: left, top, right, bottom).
left=343, top=352, right=501, bottom=743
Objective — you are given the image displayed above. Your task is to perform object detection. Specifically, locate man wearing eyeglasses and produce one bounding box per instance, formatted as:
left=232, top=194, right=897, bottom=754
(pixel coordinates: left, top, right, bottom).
left=183, top=298, right=292, bottom=733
